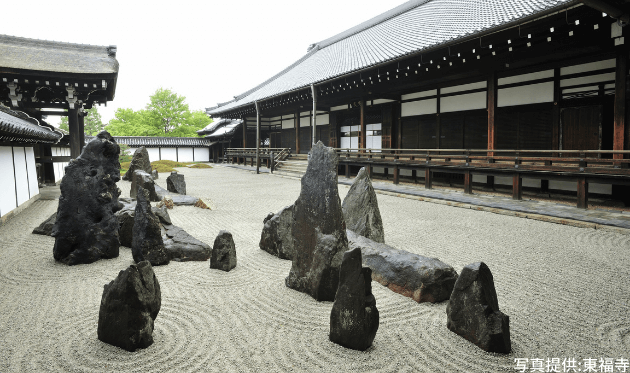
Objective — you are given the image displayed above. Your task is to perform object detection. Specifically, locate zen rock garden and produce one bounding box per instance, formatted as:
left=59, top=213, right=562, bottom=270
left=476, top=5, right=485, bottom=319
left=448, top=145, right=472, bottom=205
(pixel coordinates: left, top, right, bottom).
left=38, top=135, right=511, bottom=354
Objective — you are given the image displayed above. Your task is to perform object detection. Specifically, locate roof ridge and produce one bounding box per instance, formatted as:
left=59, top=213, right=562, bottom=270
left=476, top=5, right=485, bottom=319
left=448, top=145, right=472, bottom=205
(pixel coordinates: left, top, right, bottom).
left=0, top=34, right=113, bottom=53
left=315, top=0, right=432, bottom=49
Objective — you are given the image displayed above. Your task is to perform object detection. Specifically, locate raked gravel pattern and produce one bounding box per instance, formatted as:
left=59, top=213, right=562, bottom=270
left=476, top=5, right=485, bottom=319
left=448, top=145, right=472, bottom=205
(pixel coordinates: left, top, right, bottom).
left=0, top=165, right=629, bottom=372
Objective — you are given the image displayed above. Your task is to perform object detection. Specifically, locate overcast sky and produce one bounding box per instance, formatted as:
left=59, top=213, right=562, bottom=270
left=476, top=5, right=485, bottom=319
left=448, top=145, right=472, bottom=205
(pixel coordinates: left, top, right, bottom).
left=1, top=0, right=407, bottom=127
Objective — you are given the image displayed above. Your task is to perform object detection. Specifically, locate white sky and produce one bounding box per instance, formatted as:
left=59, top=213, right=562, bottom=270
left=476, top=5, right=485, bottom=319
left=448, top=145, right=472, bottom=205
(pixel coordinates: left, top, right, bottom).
left=1, top=0, right=407, bottom=127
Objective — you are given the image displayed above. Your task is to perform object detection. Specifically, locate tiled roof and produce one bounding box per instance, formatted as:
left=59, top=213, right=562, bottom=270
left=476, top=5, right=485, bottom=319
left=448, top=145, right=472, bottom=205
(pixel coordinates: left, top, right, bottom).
left=197, top=118, right=230, bottom=136
left=0, top=105, right=63, bottom=143
left=84, top=136, right=215, bottom=147
left=0, top=34, right=118, bottom=75
left=208, top=0, right=572, bottom=115
left=201, top=119, right=243, bottom=140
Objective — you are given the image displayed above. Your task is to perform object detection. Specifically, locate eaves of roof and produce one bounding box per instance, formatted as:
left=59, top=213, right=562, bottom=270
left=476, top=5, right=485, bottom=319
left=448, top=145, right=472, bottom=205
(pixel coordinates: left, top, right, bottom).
left=84, top=136, right=215, bottom=148
left=0, top=34, right=119, bottom=75
left=202, top=119, right=243, bottom=140
left=0, top=105, right=63, bottom=144
left=208, top=0, right=577, bottom=116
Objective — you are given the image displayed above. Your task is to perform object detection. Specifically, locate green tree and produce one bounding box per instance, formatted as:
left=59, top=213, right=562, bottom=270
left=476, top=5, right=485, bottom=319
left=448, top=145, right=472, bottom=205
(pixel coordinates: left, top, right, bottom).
left=58, top=107, right=104, bottom=135
left=106, top=108, right=162, bottom=136
left=147, top=88, right=190, bottom=135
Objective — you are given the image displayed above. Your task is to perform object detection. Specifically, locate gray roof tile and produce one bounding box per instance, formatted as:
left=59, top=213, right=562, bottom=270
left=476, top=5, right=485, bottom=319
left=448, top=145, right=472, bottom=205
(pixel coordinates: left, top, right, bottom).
left=0, top=105, right=63, bottom=143
left=208, top=0, right=572, bottom=116
left=85, top=136, right=214, bottom=147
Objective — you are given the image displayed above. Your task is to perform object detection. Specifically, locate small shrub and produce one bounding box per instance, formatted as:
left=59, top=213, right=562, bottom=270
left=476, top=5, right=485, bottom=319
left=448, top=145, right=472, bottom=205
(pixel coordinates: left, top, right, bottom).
left=189, top=163, right=212, bottom=169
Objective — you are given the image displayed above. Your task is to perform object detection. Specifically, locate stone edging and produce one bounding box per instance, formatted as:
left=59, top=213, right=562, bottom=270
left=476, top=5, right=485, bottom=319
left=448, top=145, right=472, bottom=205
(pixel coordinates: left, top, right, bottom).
left=0, top=192, right=42, bottom=227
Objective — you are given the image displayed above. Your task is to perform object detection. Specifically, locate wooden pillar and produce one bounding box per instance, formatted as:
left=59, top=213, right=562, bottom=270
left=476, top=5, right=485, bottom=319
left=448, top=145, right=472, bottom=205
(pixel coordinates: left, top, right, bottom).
left=464, top=170, right=472, bottom=194
left=345, top=164, right=350, bottom=178
left=397, top=102, right=402, bottom=150
left=255, top=102, right=260, bottom=174
left=425, top=168, right=432, bottom=189
left=360, top=98, right=366, bottom=150
left=393, top=165, right=399, bottom=185
left=311, top=84, right=317, bottom=146
left=487, top=73, right=497, bottom=188
left=367, top=165, right=373, bottom=179
left=577, top=177, right=588, bottom=209
left=512, top=174, right=522, bottom=200
left=243, top=117, right=247, bottom=148
left=614, top=49, right=627, bottom=160
left=295, top=110, right=300, bottom=155
left=68, top=108, right=80, bottom=159
left=541, top=179, right=549, bottom=193
left=78, top=111, right=85, bottom=154
left=552, top=68, right=561, bottom=151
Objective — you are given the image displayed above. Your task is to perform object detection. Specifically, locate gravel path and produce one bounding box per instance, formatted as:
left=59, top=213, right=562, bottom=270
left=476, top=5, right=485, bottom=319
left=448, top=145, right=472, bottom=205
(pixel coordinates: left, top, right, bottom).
left=0, top=165, right=629, bottom=372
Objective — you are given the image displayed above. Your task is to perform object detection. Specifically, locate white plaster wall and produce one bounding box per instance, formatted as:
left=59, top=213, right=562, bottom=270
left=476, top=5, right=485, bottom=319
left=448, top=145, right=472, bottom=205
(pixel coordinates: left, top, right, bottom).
left=498, top=70, right=554, bottom=86
left=193, top=148, right=209, bottom=162
left=316, top=113, right=329, bottom=125
left=161, top=148, right=177, bottom=161
left=371, top=99, right=394, bottom=105
left=147, top=148, right=160, bottom=162
left=401, top=98, right=437, bottom=117
left=12, top=147, right=29, bottom=206
left=300, top=115, right=311, bottom=127
left=497, top=82, right=554, bottom=107
left=441, top=81, right=486, bottom=94
left=440, top=91, right=486, bottom=113
left=178, top=148, right=194, bottom=162
left=401, top=89, right=437, bottom=101
left=281, top=119, right=294, bottom=129
left=560, top=59, right=615, bottom=75
left=0, top=147, right=17, bottom=217
left=25, top=147, right=39, bottom=198
left=330, top=105, right=347, bottom=111
left=560, top=72, right=615, bottom=87
left=367, top=123, right=382, bottom=131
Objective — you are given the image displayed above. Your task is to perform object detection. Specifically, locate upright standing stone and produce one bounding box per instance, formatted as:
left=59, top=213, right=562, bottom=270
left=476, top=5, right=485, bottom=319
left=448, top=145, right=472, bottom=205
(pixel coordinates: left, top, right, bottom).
left=167, top=171, right=186, bottom=195
left=132, top=187, right=170, bottom=266
left=210, top=230, right=237, bottom=271
left=446, top=262, right=511, bottom=353
left=131, top=170, right=159, bottom=201
left=97, top=261, right=161, bottom=352
left=285, top=141, right=348, bottom=301
left=342, top=167, right=385, bottom=243
left=52, top=131, right=122, bottom=265
left=330, top=247, right=379, bottom=351
left=259, top=205, right=295, bottom=260
left=151, top=169, right=159, bottom=180
left=122, top=146, right=152, bottom=181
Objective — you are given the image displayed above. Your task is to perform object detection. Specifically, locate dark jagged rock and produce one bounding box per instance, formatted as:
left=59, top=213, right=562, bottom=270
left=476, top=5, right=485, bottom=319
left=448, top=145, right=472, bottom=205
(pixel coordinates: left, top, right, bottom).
left=33, top=212, right=56, bottom=236
left=342, top=167, right=384, bottom=243
left=446, top=262, right=511, bottom=353
left=155, top=185, right=199, bottom=206
left=122, top=146, right=152, bottom=181
left=285, top=141, right=347, bottom=301
left=151, top=169, right=159, bottom=180
left=259, top=205, right=294, bottom=260
left=131, top=170, right=159, bottom=201
left=132, top=187, right=170, bottom=266
left=263, top=212, right=274, bottom=224
left=167, top=171, right=186, bottom=195
left=152, top=205, right=172, bottom=225
left=210, top=230, right=236, bottom=271
left=163, top=224, right=212, bottom=261
left=330, top=247, right=379, bottom=351
left=116, top=200, right=137, bottom=248
left=97, top=261, right=161, bottom=352
left=347, top=230, right=458, bottom=303
left=52, top=131, right=122, bottom=265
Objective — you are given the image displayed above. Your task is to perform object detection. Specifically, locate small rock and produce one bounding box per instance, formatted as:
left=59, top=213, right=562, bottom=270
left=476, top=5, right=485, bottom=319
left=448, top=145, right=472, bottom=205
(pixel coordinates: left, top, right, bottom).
left=122, top=146, right=152, bottom=181
left=347, top=230, right=458, bottom=303
left=446, top=262, right=511, bottom=353
left=132, top=187, right=170, bottom=266
left=259, top=205, right=294, bottom=260
left=97, top=261, right=161, bottom=352
left=194, top=198, right=210, bottom=210
left=210, top=230, right=236, bottom=271
left=155, top=185, right=199, bottom=205
left=151, top=169, right=158, bottom=180
left=131, top=170, right=159, bottom=201
left=167, top=171, right=186, bottom=195
left=116, top=200, right=137, bottom=248
left=32, top=212, right=56, bottom=236
left=342, top=167, right=384, bottom=243
left=157, top=196, right=174, bottom=210
left=330, top=247, right=379, bottom=351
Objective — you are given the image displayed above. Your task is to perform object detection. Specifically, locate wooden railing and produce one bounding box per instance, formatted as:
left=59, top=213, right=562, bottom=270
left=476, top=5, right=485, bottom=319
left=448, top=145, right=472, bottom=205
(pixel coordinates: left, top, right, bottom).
left=224, top=148, right=290, bottom=172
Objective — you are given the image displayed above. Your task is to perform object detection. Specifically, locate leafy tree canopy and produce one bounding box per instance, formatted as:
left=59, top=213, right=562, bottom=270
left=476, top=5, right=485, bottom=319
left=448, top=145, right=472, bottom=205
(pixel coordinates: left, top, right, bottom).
left=105, top=88, right=212, bottom=137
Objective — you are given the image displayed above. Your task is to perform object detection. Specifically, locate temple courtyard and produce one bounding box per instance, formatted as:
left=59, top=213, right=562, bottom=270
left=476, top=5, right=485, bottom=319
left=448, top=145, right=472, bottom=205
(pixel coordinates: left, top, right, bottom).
left=0, top=165, right=629, bottom=372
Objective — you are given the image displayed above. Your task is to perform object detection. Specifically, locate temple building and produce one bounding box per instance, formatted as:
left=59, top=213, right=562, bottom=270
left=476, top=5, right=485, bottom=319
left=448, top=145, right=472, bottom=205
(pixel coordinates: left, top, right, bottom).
left=0, top=34, right=119, bottom=221
left=206, top=0, right=630, bottom=208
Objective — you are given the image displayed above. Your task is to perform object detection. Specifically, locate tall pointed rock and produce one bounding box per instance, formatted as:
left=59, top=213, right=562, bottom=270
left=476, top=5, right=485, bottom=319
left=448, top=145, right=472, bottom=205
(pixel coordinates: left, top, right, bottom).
left=342, top=167, right=384, bottom=243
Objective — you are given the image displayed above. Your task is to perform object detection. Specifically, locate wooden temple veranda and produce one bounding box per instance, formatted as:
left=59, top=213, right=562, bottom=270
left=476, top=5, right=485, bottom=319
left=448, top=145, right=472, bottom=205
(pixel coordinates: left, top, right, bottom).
left=205, top=0, right=630, bottom=208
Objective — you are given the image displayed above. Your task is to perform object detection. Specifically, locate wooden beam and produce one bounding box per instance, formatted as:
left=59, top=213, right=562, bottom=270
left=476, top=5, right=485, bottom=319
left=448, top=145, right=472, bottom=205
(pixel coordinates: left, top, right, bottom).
left=425, top=168, right=432, bottom=189
left=512, top=173, right=522, bottom=200
left=40, top=111, right=67, bottom=116
left=393, top=164, right=399, bottom=185
left=577, top=177, right=589, bottom=209
left=464, top=170, right=472, bottom=194
left=614, top=49, right=627, bottom=160
left=68, top=108, right=80, bottom=159
left=78, top=111, right=85, bottom=154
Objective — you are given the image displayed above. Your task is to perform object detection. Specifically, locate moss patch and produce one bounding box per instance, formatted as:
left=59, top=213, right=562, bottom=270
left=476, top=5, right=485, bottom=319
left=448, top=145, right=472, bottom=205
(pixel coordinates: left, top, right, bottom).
left=188, top=163, right=212, bottom=169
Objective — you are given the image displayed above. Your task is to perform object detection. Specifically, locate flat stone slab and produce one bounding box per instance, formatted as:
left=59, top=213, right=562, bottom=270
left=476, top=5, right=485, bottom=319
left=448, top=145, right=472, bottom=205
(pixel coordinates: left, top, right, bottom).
left=155, top=185, right=199, bottom=206
left=32, top=212, right=56, bottom=236
left=347, top=230, right=458, bottom=303
left=162, top=224, right=211, bottom=261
